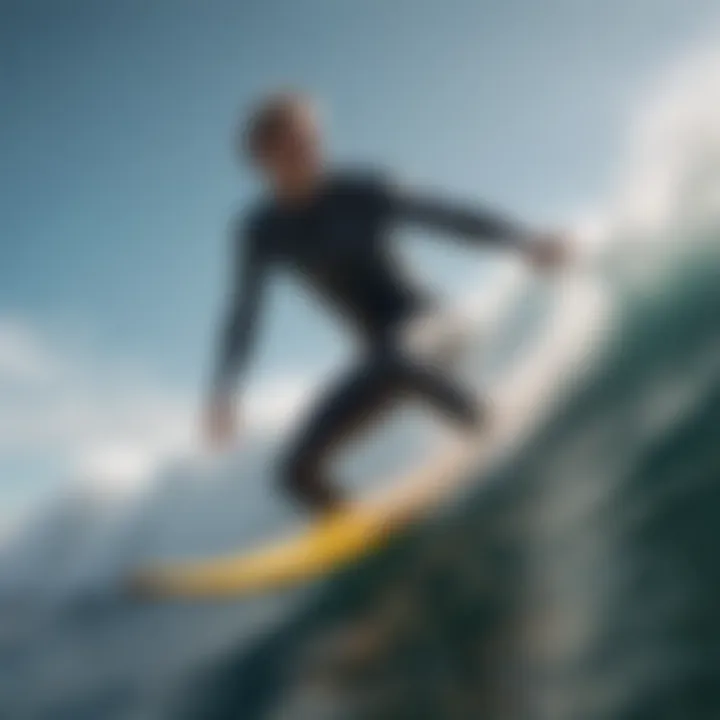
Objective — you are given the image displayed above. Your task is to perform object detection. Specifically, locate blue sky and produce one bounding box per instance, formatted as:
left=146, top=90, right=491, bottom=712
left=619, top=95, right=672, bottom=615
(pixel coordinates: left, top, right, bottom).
left=1, top=0, right=719, bottom=525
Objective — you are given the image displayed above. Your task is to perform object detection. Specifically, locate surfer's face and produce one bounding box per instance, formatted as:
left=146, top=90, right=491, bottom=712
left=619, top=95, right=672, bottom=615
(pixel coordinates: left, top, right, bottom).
left=259, top=104, right=324, bottom=197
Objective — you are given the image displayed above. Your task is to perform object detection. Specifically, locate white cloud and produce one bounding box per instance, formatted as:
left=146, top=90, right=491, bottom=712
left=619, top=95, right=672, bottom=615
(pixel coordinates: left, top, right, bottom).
left=0, top=321, right=194, bottom=499
left=0, top=319, right=57, bottom=385
left=0, top=319, right=310, bottom=506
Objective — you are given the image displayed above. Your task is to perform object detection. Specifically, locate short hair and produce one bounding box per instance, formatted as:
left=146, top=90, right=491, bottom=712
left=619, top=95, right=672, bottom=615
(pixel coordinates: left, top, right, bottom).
left=240, top=91, right=314, bottom=164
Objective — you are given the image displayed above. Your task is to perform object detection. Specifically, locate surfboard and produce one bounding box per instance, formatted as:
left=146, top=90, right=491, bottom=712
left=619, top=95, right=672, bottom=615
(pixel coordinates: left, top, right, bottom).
left=130, top=310, right=493, bottom=599
left=129, top=432, right=488, bottom=599
left=129, top=270, right=605, bottom=600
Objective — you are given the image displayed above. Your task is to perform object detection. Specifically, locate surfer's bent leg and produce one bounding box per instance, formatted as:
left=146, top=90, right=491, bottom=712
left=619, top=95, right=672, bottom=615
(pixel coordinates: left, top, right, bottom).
left=397, top=355, right=484, bottom=428
left=279, top=345, right=482, bottom=512
left=279, top=356, right=400, bottom=512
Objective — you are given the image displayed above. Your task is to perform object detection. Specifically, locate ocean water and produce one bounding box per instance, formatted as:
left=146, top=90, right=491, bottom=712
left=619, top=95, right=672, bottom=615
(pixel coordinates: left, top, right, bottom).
left=165, top=234, right=720, bottom=720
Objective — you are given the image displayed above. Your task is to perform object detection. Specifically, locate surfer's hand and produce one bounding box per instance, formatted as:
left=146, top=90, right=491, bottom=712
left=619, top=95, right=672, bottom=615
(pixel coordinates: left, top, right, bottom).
left=205, top=395, right=238, bottom=449
left=525, top=232, right=571, bottom=270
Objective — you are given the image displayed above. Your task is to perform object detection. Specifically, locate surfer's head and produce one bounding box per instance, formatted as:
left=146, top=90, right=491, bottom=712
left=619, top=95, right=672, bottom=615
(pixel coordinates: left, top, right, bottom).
left=240, top=91, right=324, bottom=201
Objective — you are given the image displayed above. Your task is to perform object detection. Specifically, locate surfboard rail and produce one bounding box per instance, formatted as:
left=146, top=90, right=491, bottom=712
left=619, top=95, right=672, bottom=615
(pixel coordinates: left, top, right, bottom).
left=130, top=436, right=481, bottom=599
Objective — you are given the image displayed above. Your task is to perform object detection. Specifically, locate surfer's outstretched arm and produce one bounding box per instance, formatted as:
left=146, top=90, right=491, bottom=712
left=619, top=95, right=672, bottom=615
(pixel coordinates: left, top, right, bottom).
left=384, top=178, right=569, bottom=267
left=386, top=180, right=529, bottom=247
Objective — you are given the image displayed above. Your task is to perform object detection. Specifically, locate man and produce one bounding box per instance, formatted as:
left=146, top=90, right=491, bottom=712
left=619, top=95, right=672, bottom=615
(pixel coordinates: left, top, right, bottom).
left=206, top=92, right=567, bottom=513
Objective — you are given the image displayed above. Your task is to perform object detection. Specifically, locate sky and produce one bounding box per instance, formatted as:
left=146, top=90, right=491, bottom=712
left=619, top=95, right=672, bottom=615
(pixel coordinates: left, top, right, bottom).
left=1, top=0, right=719, bottom=530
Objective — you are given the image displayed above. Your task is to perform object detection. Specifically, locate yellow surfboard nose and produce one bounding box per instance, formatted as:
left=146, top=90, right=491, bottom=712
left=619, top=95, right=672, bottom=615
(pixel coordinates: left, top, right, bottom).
left=129, top=435, right=481, bottom=600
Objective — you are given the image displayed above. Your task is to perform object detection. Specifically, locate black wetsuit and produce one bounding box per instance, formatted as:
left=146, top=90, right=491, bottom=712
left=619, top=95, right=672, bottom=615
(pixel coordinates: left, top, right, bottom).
left=214, top=170, right=525, bottom=510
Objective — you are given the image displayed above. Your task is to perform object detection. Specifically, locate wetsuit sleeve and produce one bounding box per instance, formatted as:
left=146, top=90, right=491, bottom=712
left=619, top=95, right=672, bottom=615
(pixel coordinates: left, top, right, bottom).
left=211, top=219, right=267, bottom=399
left=381, top=177, right=530, bottom=248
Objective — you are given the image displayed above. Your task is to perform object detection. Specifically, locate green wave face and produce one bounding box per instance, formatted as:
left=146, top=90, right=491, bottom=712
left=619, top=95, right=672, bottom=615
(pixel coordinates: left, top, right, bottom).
left=174, top=219, right=720, bottom=719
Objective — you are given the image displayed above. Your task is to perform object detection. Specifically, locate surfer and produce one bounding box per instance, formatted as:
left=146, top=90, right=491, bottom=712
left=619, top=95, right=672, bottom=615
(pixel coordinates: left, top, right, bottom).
left=206, top=92, right=568, bottom=512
